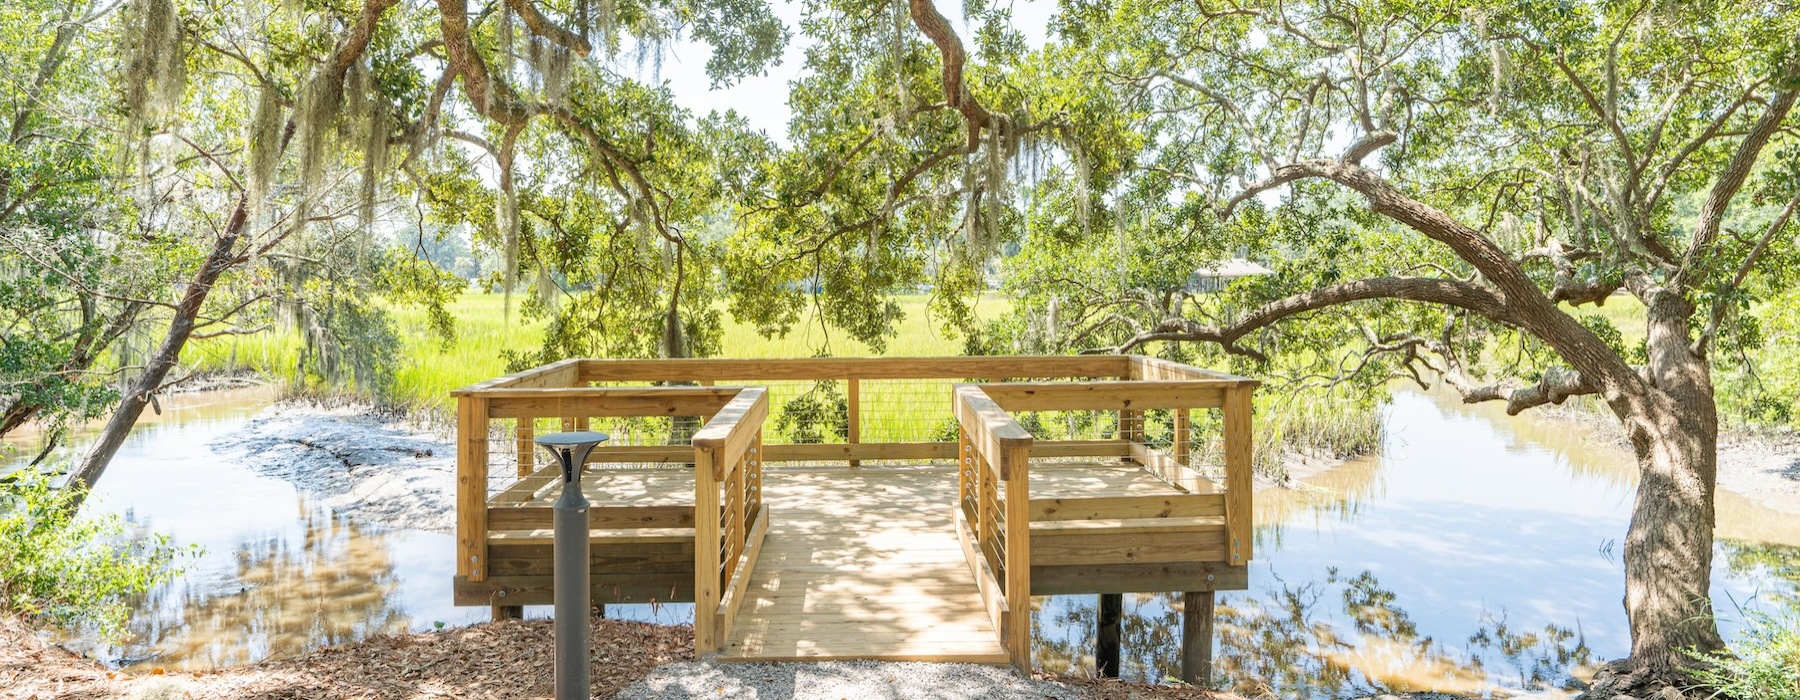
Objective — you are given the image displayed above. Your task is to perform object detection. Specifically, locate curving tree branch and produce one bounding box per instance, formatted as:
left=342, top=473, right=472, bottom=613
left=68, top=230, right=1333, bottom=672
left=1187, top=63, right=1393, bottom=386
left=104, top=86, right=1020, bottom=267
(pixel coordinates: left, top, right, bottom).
left=907, top=0, right=990, bottom=147
left=1094, top=276, right=1513, bottom=359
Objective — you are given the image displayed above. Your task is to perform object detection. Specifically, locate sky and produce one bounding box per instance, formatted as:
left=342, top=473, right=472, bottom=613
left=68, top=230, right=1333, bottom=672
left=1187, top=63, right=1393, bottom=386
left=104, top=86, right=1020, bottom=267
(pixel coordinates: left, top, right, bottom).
left=617, top=0, right=1061, bottom=144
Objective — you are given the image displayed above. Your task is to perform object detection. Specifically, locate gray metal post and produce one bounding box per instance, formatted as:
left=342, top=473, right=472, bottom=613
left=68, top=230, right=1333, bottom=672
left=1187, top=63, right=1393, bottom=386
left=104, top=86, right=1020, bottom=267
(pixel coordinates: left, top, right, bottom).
left=536, top=431, right=608, bottom=700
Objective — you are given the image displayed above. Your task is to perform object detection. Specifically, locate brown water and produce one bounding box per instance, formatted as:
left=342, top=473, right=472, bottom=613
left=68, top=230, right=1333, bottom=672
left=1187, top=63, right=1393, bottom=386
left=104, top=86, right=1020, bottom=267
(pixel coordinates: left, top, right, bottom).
left=14, top=387, right=1800, bottom=697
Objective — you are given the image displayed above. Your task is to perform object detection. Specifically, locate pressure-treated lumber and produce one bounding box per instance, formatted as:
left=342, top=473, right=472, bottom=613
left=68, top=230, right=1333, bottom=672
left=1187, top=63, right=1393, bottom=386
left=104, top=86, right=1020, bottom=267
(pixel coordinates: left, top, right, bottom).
left=846, top=378, right=861, bottom=467
left=716, top=503, right=771, bottom=640
left=577, top=355, right=1132, bottom=383
left=485, top=387, right=739, bottom=419
left=976, top=381, right=1226, bottom=411
left=452, top=355, right=1260, bottom=668
left=1030, top=494, right=1224, bottom=521
left=1031, top=562, right=1248, bottom=595
left=1223, top=385, right=1254, bottom=565
left=456, top=395, right=490, bottom=582
left=1183, top=591, right=1216, bottom=685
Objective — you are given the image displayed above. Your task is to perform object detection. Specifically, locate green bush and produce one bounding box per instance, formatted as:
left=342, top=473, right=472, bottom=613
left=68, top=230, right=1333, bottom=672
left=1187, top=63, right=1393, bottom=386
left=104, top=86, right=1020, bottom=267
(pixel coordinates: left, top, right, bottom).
left=0, top=469, right=192, bottom=639
left=1688, top=610, right=1800, bottom=700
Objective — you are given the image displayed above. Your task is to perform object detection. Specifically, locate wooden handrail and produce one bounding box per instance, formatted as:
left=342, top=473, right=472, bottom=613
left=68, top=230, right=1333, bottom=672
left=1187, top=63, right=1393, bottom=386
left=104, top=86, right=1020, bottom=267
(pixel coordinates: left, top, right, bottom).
left=976, top=380, right=1233, bottom=412
left=952, top=384, right=1033, bottom=671
left=693, top=387, right=770, bottom=654
left=450, top=357, right=582, bottom=395
left=692, top=388, right=769, bottom=480
left=579, top=355, right=1131, bottom=383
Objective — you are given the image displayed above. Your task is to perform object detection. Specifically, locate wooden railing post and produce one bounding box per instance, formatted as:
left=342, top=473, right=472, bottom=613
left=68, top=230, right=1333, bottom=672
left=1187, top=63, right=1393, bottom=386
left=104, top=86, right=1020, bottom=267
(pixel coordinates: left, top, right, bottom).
left=693, top=445, right=722, bottom=653
left=515, top=417, right=534, bottom=477
left=1222, top=386, right=1254, bottom=565
left=1001, top=440, right=1032, bottom=672
left=1173, top=409, right=1191, bottom=466
left=957, top=427, right=974, bottom=523
left=456, top=395, right=491, bottom=583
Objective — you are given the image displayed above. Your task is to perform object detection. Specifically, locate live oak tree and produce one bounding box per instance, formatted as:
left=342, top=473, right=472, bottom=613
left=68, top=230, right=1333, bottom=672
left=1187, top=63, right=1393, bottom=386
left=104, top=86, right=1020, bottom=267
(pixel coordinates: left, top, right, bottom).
left=1014, top=0, right=1797, bottom=682
left=763, top=0, right=1800, bottom=684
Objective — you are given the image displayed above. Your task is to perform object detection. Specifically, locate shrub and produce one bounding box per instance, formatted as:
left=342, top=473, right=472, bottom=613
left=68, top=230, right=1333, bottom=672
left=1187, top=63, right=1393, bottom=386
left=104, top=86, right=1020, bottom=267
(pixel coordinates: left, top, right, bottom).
left=0, top=468, right=192, bottom=639
left=1687, top=610, right=1800, bottom=700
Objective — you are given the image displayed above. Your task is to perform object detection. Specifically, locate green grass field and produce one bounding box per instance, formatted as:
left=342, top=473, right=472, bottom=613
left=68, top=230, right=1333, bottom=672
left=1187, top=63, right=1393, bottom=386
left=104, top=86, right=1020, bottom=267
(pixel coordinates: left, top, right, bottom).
left=183, top=292, right=1009, bottom=413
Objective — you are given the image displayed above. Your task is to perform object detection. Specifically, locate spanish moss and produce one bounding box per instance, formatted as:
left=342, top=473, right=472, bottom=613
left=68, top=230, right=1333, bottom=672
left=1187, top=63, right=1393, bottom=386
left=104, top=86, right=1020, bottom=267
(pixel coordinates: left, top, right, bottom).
left=121, top=0, right=185, bottom=121
left=246, top=83, right=283, bottom=217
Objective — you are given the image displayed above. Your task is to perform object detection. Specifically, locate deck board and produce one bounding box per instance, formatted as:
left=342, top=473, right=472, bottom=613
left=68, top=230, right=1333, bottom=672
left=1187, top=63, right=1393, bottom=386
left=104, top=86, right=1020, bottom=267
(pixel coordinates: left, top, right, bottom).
left=716, top=462, right=1198, bottom=663
left=718, top=467, right=1007, bottom=663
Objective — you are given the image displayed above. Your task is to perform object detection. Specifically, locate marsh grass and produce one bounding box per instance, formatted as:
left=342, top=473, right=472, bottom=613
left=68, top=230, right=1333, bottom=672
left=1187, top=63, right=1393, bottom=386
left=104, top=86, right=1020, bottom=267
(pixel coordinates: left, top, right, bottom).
left=183, top=293, right=999, bottom=418
left=183, top=291, right=1383, bottom=466
left=1687, top=608, right=1800, bottom=700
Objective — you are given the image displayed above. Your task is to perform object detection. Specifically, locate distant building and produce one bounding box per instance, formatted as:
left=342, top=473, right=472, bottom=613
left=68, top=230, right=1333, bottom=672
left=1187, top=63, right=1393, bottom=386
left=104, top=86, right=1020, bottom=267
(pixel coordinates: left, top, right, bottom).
left=1187, top=258, right=1274, bottom=292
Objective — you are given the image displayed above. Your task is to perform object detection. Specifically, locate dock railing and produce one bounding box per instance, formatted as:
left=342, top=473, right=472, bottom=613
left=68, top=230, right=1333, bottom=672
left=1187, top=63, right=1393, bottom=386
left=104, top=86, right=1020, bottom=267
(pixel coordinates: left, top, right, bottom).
left=952, top=384, right=1034, bottom=669
left=949, top=359, right=1257, bottom=669
left=690, top=387, right=770, bottom=653
left=454, top=355, right=1257, bottom=670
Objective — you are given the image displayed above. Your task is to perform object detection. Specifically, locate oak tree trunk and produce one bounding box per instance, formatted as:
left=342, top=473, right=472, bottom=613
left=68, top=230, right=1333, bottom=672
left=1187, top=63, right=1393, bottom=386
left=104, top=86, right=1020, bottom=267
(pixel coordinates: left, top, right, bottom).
left=1620, top=407, right=1723, bottom=674
left=1613, top=291, right=1724, bottom=677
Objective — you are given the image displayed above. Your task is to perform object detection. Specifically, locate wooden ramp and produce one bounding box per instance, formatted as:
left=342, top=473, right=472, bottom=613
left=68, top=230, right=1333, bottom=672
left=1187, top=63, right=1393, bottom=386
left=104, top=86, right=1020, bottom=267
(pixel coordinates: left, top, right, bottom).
left=719, top=466, right=1009, bottom=663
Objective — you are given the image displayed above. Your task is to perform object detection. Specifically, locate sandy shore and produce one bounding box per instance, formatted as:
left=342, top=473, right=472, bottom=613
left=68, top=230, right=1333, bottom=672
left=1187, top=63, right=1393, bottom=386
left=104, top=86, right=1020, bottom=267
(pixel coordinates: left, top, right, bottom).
left=1714, top=430, right=1800, bottom=516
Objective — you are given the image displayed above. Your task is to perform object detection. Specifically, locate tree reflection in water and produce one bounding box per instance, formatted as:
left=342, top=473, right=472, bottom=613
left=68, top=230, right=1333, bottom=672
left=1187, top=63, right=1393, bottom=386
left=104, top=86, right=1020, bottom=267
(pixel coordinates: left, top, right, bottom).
left=1718, top=540, right=1800, bottom=611
left=1033, top=569, right=1594, bottom=699
left=100, top=497, right=408, bottom=670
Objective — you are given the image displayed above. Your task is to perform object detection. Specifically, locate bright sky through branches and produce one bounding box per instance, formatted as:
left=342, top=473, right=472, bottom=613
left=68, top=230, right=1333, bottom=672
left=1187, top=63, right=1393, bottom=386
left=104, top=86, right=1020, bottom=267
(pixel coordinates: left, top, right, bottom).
left=629, top=0, right=1057, bottom=144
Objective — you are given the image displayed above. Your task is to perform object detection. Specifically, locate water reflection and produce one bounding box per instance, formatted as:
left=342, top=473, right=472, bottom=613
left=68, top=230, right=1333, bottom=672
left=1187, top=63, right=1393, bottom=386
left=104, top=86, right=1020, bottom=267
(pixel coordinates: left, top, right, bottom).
left=1032, top=387, right=1800, bottom=698
left=110, top=501, right=410, bottom=669
left=1032, top=571, right=1594, bottom=699
left=16, top=391, right=489, bottom=669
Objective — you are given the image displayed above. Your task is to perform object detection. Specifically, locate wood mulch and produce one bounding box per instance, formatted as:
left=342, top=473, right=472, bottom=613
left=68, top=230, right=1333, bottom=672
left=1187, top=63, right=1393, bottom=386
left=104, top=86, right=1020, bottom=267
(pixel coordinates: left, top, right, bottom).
left=6, top=615, right=1263, bottom=700
left=2, top=616, right=691, bottom=700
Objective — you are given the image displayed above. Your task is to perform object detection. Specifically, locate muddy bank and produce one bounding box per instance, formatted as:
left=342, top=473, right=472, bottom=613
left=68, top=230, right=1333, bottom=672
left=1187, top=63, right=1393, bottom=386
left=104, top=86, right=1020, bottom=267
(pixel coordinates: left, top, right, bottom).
left=1715, top=430, right=1800, bottom=516
left=1541, top=402, right=1800, bottom=517
left=207, top=404, right=483, bottom=534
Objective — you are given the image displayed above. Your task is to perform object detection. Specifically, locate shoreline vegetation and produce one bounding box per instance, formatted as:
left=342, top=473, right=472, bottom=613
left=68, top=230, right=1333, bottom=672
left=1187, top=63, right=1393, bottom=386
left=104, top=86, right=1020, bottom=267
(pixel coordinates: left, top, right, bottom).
left=172, top=291, right=1389, bottom=481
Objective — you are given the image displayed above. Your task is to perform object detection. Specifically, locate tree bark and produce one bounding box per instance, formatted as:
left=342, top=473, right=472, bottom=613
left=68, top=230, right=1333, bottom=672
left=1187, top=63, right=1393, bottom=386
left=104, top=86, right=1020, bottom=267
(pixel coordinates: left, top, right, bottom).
left=1610, top=291, right=1724, bottom=675
left=64, top=214, right=247, bottom=504
left=1619, top=406, right=1722, bottom=675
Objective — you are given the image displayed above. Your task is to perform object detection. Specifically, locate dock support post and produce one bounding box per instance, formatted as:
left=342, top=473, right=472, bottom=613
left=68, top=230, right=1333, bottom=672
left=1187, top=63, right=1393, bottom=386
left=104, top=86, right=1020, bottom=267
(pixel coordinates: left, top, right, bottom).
left=1181, top=591, right=1215, bottom=686
left=1096, top=593, right=1122, bottom=678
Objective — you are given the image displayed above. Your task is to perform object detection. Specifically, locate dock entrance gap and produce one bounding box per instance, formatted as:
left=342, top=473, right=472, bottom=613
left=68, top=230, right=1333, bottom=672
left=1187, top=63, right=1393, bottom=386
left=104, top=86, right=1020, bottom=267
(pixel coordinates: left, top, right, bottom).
left=450, top=356, right=1256, bottom=682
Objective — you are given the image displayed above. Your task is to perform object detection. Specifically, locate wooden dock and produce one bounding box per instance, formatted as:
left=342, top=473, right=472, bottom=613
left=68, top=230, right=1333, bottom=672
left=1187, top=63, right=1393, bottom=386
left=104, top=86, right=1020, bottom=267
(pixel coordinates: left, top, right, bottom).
left=450, top=356, right=1257, bottom=678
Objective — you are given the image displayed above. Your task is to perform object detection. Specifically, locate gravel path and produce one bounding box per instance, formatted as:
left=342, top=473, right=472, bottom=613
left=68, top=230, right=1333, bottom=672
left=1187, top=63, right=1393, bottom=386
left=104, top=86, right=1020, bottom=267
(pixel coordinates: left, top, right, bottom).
left=614, top=661, right=1082, bottom=700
